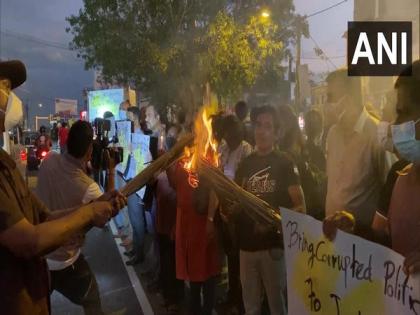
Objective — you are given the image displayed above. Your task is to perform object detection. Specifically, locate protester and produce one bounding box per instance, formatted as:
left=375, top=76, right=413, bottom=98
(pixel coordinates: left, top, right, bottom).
left=155, top=124, right=184, bottom=313
left=168, top=158, right=221, bottom=315
left=277, top=105, right=325, bottom=220
left=234, top=100, right=254, bottom=146
left=35, top=125, right=52, bottom=153
left=50, top=122, right=59, bottom=149
left=0, top=59, right=127, bottom=315
left=234, top=105, right=306, bottom=315
left=145, top=104, right=165, bottom=138
left=325, top=68, right=391, bottom=230
left=323, top=60, right=420, bottom=276
left=58, top=121, right=69, bottom=154
left=304, top=109, right=326, bottom=172
left=124, top=105, right=149, bottom=266
left=219, top=114, right=252, bottom=313
left=119, top=99, right=130, bottom=120
left=36, top=120, right=117, bottom=314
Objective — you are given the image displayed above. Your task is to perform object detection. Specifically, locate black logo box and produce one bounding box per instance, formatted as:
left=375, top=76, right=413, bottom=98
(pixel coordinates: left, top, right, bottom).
left=348, top=21, right=412, bottom=76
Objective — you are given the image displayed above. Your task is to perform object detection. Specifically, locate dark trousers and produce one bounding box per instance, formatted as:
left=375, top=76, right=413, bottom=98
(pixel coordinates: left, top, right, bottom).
left=190, top=277, right=217, bottom=315
left=221, top=220, right=243, bottom=311
left=157, top=233, right=184, bottom=304
left=50, top=254, right=103, bottom=315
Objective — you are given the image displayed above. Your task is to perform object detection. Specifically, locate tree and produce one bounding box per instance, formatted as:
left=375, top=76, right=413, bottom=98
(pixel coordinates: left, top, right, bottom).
left=67, top=0, right=298, bottom=111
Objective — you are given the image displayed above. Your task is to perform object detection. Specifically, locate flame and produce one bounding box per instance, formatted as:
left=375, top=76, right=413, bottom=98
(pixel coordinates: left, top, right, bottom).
left=183, top=106, right=219, bottom=187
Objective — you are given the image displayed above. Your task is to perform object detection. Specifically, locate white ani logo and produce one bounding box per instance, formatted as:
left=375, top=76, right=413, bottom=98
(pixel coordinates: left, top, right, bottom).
left=351, top=32, right=407, bottom=65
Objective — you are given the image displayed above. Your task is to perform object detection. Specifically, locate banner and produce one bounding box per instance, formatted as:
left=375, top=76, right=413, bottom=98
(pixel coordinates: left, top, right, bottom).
left=88, top=89, right=124, bottom=120
left=280, top=208, right=420, bottom=315
left=125, top=133, right=151, bottom=198
left=55, top=98, right=77, bottom=115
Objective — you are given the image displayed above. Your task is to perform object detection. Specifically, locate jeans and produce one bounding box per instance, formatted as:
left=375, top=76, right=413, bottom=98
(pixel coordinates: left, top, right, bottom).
left=240, top=248, right=287, bottom=315
left=190, top=277, right=217, bottom=315
left=127, top=193, right=146, bottom=255
left=113, top=174, right=129, bottom=231
left=50, top=254, right=103, bottom=315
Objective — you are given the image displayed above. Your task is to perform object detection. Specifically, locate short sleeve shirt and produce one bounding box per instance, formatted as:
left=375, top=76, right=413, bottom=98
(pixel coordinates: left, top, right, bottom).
left=0, top=149, right=50, bottom=315
left=235, top=150, right=299, bottom=251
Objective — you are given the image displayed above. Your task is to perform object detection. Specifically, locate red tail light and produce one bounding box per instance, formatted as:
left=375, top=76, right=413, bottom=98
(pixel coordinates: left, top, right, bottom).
left=41, top=151, right=47, bottom=158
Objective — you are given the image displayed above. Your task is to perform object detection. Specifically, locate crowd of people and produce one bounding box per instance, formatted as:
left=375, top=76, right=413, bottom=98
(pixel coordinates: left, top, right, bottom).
left=1, top=56, right=420, bottom=315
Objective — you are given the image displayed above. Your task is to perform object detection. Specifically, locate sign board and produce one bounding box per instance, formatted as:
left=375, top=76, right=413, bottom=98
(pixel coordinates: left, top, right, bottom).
left=88, top=89, right=124, bottom=121
left=281, top=208, right=420, bottom=315
left=126, top=133, right=151, bottom=198
left=55, top=98, right=77, bottom=115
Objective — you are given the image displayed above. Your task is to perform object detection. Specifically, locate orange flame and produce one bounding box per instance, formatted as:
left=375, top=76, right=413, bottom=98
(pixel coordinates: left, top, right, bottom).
left=183, top=106, right=219, bottom=187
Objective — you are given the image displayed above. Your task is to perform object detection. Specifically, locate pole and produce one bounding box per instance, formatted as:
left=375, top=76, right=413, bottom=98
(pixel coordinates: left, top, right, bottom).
left=25, top=101, right=29, bottom=130
left=0, top=0, right=2, bottom=59
left=294, top=17, right=302, bottom=112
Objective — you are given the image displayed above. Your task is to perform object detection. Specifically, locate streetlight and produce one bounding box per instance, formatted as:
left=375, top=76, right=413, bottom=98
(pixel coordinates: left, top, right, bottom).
left=261, top=10, right=270, bottom=18
left=38, top=103, right=42, bottom=108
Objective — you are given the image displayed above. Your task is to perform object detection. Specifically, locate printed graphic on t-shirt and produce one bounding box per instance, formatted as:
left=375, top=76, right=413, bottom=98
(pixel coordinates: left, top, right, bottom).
left=246, top=166, right=276, bottom=195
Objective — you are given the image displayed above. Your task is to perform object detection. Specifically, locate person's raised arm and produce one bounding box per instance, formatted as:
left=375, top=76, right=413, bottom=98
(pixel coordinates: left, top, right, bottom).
left=0, top=201, right=113, bottom=260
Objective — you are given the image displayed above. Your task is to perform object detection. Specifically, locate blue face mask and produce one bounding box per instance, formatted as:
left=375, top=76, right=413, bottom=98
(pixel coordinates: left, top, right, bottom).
left=391, top=119, right=420, bottom=162
left=119, top=110, right=127, bottom=120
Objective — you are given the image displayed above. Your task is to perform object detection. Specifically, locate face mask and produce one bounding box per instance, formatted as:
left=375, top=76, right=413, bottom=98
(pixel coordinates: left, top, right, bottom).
left=0, top=91, right=23, bottom=131
left=377, top=121, right=394, bottom=152
left=391, top=119, right=420, bottom=162
left=119, top=110, right=127, bottom=120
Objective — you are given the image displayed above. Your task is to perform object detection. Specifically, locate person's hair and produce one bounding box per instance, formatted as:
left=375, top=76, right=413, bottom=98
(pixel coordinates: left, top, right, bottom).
left=39, top=125, right=46, bottom=133
left=223, top=114, right=244, bottom=141
left=146, top=104, right=159, bottom=116
left=103, top=111, right=114, bottom=119
left=67, top=121, right=93, bottom=159
left=326, top=68, right=362, bottom=105
left=211, top=112, right=226, bottom=142
left=127, top=106, right=141, bottom=125
left=304, top=109, right=324, bottom=141
left=253, top=105, right=280, bottom=131
left=277, top=105, right=304, bottom=152
left=235, top=100, right=249, bottom=121
left=119, top=99, right=130, bottom=110
left=394, top=60, right=420, bottom=108
left=61, top=122, right=67, bottom=128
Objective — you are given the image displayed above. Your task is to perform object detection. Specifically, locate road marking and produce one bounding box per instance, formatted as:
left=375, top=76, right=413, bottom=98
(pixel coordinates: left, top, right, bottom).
left=109, top=221, right=154, bottom=315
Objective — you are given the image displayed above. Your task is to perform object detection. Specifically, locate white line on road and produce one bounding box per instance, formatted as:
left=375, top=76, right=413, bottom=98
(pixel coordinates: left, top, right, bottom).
left=109, top=221, right=154, bottom=315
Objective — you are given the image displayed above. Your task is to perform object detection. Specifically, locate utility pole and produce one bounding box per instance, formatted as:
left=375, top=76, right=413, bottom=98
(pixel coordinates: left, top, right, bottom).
left=0, top=0, right=2, bottom=59
left=294, top=16, right=303, bottom=112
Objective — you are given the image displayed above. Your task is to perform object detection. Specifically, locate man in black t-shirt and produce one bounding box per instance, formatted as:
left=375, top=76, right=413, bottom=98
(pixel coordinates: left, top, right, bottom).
left=235, top=105, right=306, bottom=315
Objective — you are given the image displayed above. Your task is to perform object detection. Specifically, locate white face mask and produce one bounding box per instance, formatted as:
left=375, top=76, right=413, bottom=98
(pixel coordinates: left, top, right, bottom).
left=0, top=91, right=23, bottom=131
left=377, top=121, right=394, bottom=152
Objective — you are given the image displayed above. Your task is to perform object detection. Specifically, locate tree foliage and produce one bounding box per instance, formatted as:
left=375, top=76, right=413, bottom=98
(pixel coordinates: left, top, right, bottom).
left=67, top=0, right=299, bottom=109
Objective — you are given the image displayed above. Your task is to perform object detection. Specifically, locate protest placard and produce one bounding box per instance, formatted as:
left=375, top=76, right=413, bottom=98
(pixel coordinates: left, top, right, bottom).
left=280, top=208, right=420, bottom=315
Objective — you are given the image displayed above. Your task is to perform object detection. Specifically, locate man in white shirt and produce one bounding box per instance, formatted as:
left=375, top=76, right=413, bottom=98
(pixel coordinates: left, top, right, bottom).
left=325, top=69, right=392, bottom=230
left=36, top=120, right=116, bottom=314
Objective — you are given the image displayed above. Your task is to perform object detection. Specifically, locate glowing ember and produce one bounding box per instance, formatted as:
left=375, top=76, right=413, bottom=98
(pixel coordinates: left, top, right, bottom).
left=183, top=106, right=219, bottom=187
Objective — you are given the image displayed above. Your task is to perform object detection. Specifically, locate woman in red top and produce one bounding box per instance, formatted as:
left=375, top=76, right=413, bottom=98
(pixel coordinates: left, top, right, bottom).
left=58, top=122, right=69, bottom=154
left=171, top=161, right=221, bottom=315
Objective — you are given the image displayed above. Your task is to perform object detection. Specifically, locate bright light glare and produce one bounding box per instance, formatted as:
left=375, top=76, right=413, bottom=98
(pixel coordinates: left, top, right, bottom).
left=261, top=11, right=270, bottom=18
